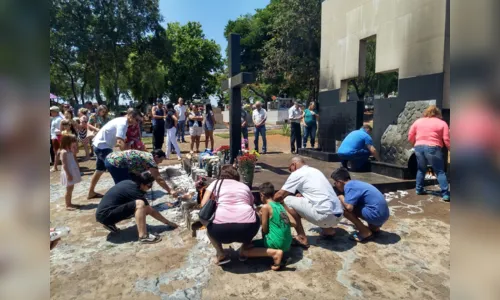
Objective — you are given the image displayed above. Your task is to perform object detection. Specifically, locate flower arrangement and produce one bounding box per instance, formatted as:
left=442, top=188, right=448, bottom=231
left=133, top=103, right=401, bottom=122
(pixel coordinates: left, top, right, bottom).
left=237, top=152, right=258, bottom=188
left=214, top=145, right=230, bottom=153
left=241, top=138, right=249, bottom=150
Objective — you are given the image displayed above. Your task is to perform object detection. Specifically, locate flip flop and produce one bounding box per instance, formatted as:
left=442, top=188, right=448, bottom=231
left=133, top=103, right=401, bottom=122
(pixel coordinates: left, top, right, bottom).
left=291, top=238, right=310, bottom=249
left=216, top=256, right=231, bottom=266
left=349, top=232, right=374, bottom=243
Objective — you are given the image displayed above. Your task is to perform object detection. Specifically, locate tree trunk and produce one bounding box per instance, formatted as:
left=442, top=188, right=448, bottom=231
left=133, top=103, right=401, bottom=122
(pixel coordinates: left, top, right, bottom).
left=61, top=61, right=78, bottom=105
left=94, top=65, right=102, bottom=105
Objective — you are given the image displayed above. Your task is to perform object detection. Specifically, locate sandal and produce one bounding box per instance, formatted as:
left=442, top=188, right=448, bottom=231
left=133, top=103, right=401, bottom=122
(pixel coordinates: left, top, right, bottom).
left=103, top=224, right=120, bottom=233
left=139, top=233, right=162, bottom=244
left=215, top=256, right=231, bottom=266
left=349, top=232, right=374, bottom=243
left=87, top=192, right=104, bottom=199
left=291, top=237, right=310, bottom=249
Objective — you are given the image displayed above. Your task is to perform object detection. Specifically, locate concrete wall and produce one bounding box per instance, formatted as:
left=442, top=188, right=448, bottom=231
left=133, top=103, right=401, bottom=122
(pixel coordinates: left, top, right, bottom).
left=320, top=0, right=448, bottom=107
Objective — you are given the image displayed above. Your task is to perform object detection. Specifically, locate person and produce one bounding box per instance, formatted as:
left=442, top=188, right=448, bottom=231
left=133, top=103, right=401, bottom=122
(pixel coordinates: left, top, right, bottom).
left=88, top=109, right=140, bottom=199
left=303, top=102, right=319, bottom=148
left=240, top=182, right=294, bottom=271
left=50, top=106, right=63, bottom=172
left=84, top=101, right=95, bottom=114
left=252, top=101, right=267, bottom=154
left=59, top=134, right=82, bottom=210
left=337, top=125, right=380, bottom=171
left=331, top=167, right=390, bottom=242
left=174, top=97, right=188, bottom=143
left=204, top=103, right=216, bottom=150
left=408, top=105, right=451, bottom=201
left=104, top=149, right=177, bottom=197
left=126, top=117, right=146, bottom=151
left=63, top=109, right=78, bottom=136
left=95, top=171, right=179, bottom=244
left=200, top=165, right=260, bottom=265
left=151, top=99, right=166, bottom=150
left=274, top=157, right=344, bottom=248
left=288, top=101, right=303, bottom=153
left=241, top=105, right=249, bottom=145
left=164, top=103, right=182, bottom=160
left=77, top=115, right=91, bottom=161
left=88, top=105, right=109, bottom=157
left=188, top=105, right=203, bottom=153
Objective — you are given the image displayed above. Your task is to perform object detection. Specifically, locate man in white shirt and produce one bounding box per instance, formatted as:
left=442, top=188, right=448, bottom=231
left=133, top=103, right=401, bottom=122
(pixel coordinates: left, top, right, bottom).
left=87, top=109, right=140, bottom=199
left=174, top=97, right=188, bottom=143
left=50, top=106, right=63, bottom=171
left=274, top=157, right=343, bottom=248
left=252, top=101, right=267, bottom=154
left=288, top=101, right=303, bottom=154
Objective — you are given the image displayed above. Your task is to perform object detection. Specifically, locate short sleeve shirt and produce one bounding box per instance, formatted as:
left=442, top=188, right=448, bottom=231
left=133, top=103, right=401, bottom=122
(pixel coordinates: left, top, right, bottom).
left=207, top=179, right=256, bottom=224
left=281, top=166, right=343, bottom=215
left=304, top=109, right=318, bottom=126
left=89, top=113, right=109, bottom=129
left=252, top=108, right=267, bottom=125
left=96, top=180, right=148, bottom=217
left=106, top=150, right=157, bottom=173
left=344, top=180, right=389, bottom=225
left=288, top=106, right=302, bottom=123
left=241, top=110, right=248, bottom=127
left=174, top=104, right=187, bottom=121
left=92, top=117, right=128, bottom=149
left=337, top=129, right=373, bottom=156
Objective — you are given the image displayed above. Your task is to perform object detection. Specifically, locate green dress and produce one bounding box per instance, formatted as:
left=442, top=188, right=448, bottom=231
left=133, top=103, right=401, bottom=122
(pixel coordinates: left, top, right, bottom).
left=254, top=201, right=293, bottom=251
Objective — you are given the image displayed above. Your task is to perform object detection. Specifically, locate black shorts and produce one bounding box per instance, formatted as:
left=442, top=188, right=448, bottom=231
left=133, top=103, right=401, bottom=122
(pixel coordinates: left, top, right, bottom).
left=207, top=217, right=260, bottom=244
left=96, top=201, right=139, bottom=225
left=94, top=147, right=113, bottom=172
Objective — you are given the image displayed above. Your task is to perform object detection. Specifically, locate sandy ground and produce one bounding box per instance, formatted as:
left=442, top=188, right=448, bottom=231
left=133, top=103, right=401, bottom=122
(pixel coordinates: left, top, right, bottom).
left=50, top=134, right=450, bottom=300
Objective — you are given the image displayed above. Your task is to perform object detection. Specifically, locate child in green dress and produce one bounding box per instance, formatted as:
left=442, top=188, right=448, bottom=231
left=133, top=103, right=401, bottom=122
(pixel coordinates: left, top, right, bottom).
left=241, top=182, right=294, bottom=271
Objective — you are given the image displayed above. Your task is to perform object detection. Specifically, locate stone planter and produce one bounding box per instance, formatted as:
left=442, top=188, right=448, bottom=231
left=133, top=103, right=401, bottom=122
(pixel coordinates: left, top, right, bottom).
left=239, top=164, right=255, bottom=189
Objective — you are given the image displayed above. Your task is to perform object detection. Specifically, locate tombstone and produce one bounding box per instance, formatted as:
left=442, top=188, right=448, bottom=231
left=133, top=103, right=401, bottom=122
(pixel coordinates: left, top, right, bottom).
left=300, top=0, right=450, bottom=179
left=221, top=33, right=254, bottom=163
left=212, top=107, right=226, bottom=129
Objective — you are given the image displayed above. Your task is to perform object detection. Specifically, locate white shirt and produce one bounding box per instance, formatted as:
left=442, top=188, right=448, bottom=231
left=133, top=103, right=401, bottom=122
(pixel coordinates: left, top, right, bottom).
left=174, top=104, right=187, bottom=121
left=288, top=106, right=302, bottom=123
left=50, top=115, right=63, bottom=139
left=281, top=165, right=343, bottom=215
left=252, top=108, right=267, bottom=126
left=92, top=117, right=128, bottom=149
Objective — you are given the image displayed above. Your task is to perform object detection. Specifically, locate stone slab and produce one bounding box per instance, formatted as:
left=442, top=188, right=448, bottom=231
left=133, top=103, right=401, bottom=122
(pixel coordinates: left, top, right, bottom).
left=298, top=148, right=340, bottom=162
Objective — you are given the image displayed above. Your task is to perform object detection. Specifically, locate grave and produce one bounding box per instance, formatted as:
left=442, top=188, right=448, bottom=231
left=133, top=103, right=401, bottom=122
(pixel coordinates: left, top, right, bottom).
left=300, top=0, right=450, bottom=180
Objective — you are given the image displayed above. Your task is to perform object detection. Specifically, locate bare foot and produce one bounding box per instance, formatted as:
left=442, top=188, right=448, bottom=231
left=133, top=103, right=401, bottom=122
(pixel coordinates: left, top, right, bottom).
left=50, top=168, right=58, bottom=172
left=292, top=235, right=310, bottom=249
left=66, top=205, right=78, bottom=211
left=87, top=192, right=104, bottom=200
left=271, top=249, right=284, bottom=271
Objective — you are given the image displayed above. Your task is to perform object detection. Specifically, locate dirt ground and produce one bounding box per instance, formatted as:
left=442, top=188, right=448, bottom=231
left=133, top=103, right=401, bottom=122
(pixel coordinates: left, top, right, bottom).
left=50, top=134, right=450, bottom=300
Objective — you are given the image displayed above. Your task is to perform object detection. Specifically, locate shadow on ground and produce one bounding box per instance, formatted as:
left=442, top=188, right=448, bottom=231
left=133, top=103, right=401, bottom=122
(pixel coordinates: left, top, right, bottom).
left=307, top=227, right=401, bottom=248
left=220, top=246, right=300, bottom=274
left=106, top=224, right=176, bottom=244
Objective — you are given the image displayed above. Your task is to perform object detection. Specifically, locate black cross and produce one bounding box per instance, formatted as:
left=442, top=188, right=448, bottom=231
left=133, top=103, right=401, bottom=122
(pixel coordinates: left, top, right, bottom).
left=221, top=33, right=254, bottom=163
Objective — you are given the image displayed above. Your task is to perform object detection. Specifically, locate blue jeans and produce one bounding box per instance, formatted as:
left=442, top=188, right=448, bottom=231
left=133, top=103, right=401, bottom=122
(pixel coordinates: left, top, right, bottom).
left=414, top=145, right=449, bottom=197
left=177, top=120, right=186, bottom=142
left=254, top=126, right=267, bottom=152
left=241, top=127, right=248, bottom=140
left=303, top=123, right=317, bottom=148
left=104, top=160, right=131, bottom=184
left=338, top=149, right=371, bottom=171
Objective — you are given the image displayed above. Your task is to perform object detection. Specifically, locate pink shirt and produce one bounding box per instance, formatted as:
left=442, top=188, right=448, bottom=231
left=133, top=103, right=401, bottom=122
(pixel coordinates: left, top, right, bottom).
left=408, top=117, right=450, bottom=149
left=207, top=179, right=256, bottom=224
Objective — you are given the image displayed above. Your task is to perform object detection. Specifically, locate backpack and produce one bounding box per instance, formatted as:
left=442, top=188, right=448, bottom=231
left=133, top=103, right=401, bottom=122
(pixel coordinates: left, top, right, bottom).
left=165, top=110, right=175, bottom=129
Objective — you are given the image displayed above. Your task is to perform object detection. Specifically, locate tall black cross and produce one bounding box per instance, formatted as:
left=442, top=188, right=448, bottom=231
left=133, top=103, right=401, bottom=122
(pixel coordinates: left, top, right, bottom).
left=222, top=33, right=254, bottom=163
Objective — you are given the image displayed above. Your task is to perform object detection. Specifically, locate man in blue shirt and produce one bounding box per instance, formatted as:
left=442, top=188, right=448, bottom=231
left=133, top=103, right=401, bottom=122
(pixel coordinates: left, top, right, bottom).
left=337, top=125, right=379, bottom=171
left=331, top=167, right=390, bottom=243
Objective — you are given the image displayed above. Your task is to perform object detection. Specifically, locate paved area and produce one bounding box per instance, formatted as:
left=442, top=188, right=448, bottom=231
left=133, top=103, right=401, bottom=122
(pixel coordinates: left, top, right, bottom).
left=50, top=136, right=450, bottom=300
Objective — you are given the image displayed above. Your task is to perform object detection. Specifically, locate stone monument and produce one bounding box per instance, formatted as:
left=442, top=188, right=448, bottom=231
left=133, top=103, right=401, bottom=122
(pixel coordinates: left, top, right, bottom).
left=300, top=0, right=450, bottom=179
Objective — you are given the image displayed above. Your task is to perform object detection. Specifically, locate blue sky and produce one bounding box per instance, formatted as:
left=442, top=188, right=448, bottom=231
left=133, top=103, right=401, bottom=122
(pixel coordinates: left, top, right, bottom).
left=159, top=0, right=270, bottom=56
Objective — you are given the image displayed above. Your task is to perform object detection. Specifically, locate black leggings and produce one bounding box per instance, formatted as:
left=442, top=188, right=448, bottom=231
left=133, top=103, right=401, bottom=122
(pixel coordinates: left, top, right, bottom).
left=152, top=123, right=165, bottom=150
left=207, top=217, right=260, bottom=244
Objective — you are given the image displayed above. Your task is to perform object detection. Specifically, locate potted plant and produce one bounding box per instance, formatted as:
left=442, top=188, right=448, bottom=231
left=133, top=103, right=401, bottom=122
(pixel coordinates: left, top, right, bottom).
left=237, top=150, right=259, bottom=188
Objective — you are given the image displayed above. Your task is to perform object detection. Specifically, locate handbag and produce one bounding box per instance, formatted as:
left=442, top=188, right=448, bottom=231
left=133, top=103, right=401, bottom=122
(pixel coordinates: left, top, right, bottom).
left=198, top=179, right=224, bottom=224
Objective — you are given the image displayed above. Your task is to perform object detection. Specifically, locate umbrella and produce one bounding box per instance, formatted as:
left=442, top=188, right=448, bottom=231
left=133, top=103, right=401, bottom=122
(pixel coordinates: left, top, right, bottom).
left=50, top=93, right=57, bottom=99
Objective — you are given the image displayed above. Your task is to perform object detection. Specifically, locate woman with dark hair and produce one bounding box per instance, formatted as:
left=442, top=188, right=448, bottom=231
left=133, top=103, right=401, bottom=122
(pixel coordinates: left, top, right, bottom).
left=95, top=171, right=178, bottom=244
left=104, top=149, right=178, bottom=196
left=204, top=103, right=216, bottom=150
left=164, top=103, right=182, bottom=160
left=408, top=105, right=450, bottom=201
left=200, top=165, right=259, bottom=265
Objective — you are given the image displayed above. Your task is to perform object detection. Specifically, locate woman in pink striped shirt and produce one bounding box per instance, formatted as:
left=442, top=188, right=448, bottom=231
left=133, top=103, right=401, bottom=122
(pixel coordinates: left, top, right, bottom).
left=408, top=106, right=450, bottom=201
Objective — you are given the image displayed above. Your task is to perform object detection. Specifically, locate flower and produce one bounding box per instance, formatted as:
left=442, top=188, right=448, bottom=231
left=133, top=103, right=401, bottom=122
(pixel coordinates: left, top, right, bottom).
left=214, top=145, right=230, bottom=153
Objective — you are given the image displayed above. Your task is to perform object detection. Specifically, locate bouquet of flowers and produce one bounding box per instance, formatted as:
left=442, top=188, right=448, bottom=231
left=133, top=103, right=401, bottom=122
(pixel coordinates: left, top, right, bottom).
left=241, top=138, right=249, bottom=150
left=214, top=145, right=230, bottom=154
left=215, top=145, right=230, bottom=163
left=237, top=152, right=258, bottom=188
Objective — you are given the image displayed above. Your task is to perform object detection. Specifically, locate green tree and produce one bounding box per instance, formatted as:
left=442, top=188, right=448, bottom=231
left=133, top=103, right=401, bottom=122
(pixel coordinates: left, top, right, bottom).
left=164, top=22, right=222, bottom=103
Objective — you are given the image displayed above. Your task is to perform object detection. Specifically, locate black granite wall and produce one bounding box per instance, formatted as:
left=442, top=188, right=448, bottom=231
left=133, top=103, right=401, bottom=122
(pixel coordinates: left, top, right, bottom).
left=318, top=89, right=364, bottom=152
left=372, top=72, right=445, bottom=152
